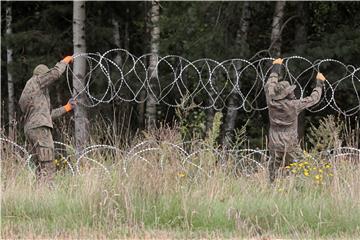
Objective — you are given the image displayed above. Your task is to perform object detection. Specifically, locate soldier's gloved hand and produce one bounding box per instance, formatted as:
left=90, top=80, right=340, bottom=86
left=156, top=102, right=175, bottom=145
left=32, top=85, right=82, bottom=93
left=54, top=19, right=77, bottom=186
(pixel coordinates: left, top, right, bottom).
left=62, top=56, right=73, bottom=64
left=316, top=72, right=326, bottom=88
left=69, top=97, right=77, bottom=109
left=316, top=72, right=326, bottom=81
left=64, top=98, right=77, bottom=112
left=273, top=58, right=283, bottom=65
left=272, top=58, right=283, bottom=74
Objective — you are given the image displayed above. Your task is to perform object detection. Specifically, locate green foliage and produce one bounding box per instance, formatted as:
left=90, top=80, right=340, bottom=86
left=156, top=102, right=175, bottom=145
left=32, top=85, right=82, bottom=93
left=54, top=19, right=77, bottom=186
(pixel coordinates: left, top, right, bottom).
left=231, top=120, right=248, bottom=150
left=160, top=2, right=240, bottom=60
left=2, top=1, right=360, bottom=147
left=206, top=112, right=223, bottom=148
left=176, top=104, right=206, bottom=141
left=308, top=115, right=343, bottom=152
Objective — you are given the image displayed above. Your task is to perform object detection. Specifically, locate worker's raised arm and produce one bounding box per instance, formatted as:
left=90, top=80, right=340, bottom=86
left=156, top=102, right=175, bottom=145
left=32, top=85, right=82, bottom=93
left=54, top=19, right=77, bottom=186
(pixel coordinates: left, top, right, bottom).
left=265, top=58, right=282, bottom=100
left=36, top=56, right=73, bottom=89
left=294, top=72, right=325, bottom=112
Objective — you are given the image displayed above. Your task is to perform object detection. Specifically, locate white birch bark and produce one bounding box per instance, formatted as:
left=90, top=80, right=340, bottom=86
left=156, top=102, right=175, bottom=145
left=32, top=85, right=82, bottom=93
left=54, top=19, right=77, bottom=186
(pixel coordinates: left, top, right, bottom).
left=73, top=1, right=89, bottom=154
left=6, top=1, right=15, bottom=140
left=270, top=1, right=286, bottom=57
left=146, top=0, right=160, bottom=129
left=112, top=17, right=122, bottom=66
left=124, top=7, right=130, bottom=50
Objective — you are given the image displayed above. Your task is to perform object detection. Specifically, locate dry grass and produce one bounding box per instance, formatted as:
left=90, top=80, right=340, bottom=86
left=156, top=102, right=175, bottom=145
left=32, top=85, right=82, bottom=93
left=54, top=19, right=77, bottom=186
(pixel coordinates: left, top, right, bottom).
left=1, top=117, right=360, bottom=239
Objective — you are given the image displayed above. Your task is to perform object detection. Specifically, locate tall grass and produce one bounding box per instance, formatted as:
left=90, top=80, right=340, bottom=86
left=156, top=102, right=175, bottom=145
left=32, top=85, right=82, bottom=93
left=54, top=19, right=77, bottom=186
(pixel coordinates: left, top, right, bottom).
left=1, top=117, right=360, bottom=239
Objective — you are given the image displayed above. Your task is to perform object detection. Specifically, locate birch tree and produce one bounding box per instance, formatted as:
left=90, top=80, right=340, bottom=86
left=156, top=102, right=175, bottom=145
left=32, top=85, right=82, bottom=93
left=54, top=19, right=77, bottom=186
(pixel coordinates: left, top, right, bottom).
left=222, top=1, right=251, bottom=147
left=6, top=0, right=15, bottom=140
left=73, top=1, right=89, bottom=154
left=112, top=16, right=122, bottom=66
left=124, top=7, right=130, bottom=51
left=146, top=0, right=160, bottom=129
left=270, top=1, right=286, bottom=57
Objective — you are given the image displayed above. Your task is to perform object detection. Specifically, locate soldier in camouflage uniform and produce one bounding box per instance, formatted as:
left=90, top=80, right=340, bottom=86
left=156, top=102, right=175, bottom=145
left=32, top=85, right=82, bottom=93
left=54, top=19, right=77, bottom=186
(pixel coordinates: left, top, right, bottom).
left=19, top=56, right=75, bottom=182
left=265, top=58, right=326, bottom=182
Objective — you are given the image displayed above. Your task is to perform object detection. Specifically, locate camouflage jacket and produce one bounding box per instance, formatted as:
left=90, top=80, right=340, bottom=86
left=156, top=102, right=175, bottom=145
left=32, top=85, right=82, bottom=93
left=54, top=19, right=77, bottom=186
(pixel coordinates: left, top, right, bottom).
left=19, top=61, right=68, bottom=132
left=265, top=65, right=323, bottom=152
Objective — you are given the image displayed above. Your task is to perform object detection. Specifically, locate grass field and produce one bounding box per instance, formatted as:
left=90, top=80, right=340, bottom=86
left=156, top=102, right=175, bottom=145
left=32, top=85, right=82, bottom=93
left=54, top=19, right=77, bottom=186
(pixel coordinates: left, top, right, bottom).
left=1, top=117, right=360, bottom=239
left=2, top=147, right=360, bottom=239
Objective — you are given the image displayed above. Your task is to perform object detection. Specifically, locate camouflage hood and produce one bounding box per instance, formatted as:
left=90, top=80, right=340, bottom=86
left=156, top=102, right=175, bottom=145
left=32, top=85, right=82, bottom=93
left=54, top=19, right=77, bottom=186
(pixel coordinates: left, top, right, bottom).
left=273, top=81, right=296, bottom=100
left=33, top=64, right=50, bottom=76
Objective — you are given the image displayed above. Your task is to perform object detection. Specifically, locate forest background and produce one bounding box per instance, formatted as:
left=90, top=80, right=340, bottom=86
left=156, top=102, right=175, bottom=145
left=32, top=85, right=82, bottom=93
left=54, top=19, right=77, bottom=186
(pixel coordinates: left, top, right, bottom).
left=1, top=1, right=360, bottom=149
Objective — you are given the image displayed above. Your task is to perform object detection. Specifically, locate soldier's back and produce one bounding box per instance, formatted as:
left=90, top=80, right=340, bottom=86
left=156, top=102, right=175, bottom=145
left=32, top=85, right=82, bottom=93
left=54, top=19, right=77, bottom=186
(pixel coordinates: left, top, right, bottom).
left=19, top=76, right=53, bottom=132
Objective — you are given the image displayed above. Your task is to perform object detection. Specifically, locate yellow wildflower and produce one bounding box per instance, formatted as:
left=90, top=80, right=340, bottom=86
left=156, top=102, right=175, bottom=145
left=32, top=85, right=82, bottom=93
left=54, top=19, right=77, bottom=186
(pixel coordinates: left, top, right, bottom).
left=303, top=171, right=309, bottom=177
left=178, top=172, right=186, bottom=178
left=315, top=175, right=322, bottom=180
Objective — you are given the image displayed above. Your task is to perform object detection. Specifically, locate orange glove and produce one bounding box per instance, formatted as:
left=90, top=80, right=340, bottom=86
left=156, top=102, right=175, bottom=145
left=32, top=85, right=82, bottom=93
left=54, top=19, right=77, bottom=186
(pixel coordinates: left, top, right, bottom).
left=273, top=58, right=283, bottom=65
left=64, top=102, right=72, bottom=112
left=316, top=72, right=326, bottom=81
left=62, top=56, right=73, bottom=64
left=64, top=98, right=76, bottom=112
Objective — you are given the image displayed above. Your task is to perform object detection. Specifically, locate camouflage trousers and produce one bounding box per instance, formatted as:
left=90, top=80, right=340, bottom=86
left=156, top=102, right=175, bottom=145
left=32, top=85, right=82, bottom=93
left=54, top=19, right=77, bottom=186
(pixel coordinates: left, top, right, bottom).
left=25, top=127, right=56, bottom=182
left=268, top=146, right=303, bottom=182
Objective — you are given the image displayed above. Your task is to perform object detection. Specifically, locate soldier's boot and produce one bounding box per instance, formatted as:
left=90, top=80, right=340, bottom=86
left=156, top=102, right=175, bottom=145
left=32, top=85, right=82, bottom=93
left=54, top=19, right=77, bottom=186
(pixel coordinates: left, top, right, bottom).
left=38, top=160, right=57, bottom=183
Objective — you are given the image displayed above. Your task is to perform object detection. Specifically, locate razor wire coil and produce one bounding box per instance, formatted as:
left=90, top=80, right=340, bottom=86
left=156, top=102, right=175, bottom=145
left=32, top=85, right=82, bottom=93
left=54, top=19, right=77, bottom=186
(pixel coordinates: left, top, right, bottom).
left=65, top=49, right=360, bottom=117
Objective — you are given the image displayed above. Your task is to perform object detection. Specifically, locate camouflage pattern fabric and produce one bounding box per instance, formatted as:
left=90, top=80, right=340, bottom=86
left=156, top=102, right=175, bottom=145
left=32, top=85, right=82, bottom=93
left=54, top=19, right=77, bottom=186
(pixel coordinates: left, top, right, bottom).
left=19, top=61, right=67, bottom=132
left=19, top=61, right=68, bottom=181
left=25, top=127, right=56, bottom=181
left=265, top=64, right=324, bottom=181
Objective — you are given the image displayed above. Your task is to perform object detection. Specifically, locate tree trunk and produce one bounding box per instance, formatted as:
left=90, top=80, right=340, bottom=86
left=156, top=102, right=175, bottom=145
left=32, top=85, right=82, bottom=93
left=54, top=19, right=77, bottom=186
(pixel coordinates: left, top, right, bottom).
left=112, top=16, right=122, bottom=66
left=294, top=2, right=309, bottom=144
left=146, top=0, right=160, bottom=129
left=270, top=1, right=286, bottom=57
left=222, top=1, right=251, bottom=148
left=6, top=0, right=15, bottom=140
left=73, top=1, right=89, bottom=155
left=112, top=14, right=133, bottom=141
left=206, top=73, right=218, bottom=136
left=124, top=7, right=130, bottom=51
left=205, top=4, right=218, bottom=136
left=137, top=3, right=149, bottom=130
left=294, top=2, right=308, bottom=48
left=205, top=105, right=215, bottom=136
